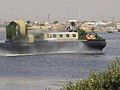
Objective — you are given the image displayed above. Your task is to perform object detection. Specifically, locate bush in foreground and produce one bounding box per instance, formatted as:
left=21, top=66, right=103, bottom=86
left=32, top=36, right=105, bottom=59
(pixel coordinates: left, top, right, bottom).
left=63, top=59, right=120, bottom=90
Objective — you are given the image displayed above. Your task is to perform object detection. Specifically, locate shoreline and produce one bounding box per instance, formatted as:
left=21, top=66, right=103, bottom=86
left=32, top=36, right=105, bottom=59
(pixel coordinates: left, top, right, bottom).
left=0, top=77, right=79, bottom=90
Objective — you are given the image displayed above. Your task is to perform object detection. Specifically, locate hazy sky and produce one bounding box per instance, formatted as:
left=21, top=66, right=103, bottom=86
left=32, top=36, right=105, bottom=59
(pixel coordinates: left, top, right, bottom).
left=0, top=0, right=120, bottom=21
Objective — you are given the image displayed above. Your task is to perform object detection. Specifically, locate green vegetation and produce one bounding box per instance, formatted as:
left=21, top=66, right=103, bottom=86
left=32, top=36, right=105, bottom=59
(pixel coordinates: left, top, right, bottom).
left=63, top=59, right=120, bottom=90
left=78, top=29, right=87, bottom=40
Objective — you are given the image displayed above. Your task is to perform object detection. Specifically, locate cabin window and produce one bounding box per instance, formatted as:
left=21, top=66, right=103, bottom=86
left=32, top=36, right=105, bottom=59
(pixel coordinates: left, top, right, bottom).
left=72, top=34, right=76, bottom=37
left=59, top=34, right=63, bottom=38
left=16, top=25, right=19, bottom=37
left=53, top=34, right=56, bottom=38
left=50, top=34, right=52, bottom=38
left=35, top=36, right=41, bottom=39
left=66, top=34, right=69, bottom=37
left=47, top=34, right=49, bottom=38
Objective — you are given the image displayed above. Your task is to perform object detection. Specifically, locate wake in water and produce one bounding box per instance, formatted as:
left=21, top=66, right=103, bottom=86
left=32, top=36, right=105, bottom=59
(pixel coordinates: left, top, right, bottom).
left=0, top=49, right=104, bottom=57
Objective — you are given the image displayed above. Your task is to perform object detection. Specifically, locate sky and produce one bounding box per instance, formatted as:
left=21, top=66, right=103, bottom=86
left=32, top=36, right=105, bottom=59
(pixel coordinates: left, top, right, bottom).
left=0, top=0, right=120, bottom=21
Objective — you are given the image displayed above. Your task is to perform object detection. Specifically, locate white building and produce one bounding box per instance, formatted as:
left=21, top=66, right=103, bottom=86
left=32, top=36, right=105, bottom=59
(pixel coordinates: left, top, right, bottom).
left=68, top=19, right=78, bottom=22
left=116, top=22, right=120, bottom=30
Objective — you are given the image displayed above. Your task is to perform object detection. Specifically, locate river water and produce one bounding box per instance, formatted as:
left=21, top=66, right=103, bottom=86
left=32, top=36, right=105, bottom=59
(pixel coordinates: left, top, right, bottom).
left=0, top=30, right=120, bottom=90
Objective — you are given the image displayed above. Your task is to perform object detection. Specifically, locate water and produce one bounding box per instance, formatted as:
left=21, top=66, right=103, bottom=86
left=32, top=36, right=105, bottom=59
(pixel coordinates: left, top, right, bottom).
left=0, top=31, right=120, bottom=90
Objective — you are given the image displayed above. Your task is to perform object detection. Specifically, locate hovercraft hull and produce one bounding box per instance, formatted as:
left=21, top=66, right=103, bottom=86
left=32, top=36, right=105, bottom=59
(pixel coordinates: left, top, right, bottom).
left=84, top=40, right=106, bottom=50
left=0, top=40, right=106, bottom=54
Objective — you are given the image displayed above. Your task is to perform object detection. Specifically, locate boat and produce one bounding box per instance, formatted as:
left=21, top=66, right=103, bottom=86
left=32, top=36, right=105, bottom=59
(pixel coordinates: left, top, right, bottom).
left=0, top=20, right=106, bottom=54
left=117, top=29, right=120, bottom=32
left=107, top=30, right=114, bottom=33
left=107, top=29, right=118, bottom=33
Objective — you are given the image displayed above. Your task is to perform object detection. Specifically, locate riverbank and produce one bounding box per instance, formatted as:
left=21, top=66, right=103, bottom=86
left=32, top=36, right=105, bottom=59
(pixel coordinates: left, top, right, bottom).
left=63, top=59, right=120, bottom=90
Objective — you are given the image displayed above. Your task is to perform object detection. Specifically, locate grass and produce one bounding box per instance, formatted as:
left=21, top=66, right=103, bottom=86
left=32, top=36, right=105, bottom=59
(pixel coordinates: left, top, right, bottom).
left=63, top=59, right=120, bottom=90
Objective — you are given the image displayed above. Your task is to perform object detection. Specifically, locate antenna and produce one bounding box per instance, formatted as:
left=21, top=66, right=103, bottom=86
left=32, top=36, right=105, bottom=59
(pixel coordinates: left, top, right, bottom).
left=78, top=7, right=81, bottom=21
left=68, top=6, right=70, bottom=20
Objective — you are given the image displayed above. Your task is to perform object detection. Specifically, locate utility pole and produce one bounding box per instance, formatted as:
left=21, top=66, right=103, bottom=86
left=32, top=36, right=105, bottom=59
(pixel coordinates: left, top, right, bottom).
left=35, top=15, right=39, bottom=21
left=78, top=7, right=81, bottom=21
left=67, top=6, right=70, bottom=20
left=47, top=14, right=50, bottom=22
